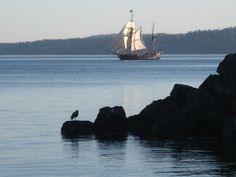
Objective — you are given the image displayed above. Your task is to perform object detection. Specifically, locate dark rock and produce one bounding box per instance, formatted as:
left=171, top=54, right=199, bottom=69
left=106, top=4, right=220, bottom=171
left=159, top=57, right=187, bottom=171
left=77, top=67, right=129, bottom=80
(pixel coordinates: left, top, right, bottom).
left=129, top=84, right=199, bottom=137
left=217, top=53, right=236, bottom=77
left=159, top=85, right=224, bottom=137
left=61, top=120, right=94, bottom=137
left=170, top=84, right=198, bottom=104
left=181, top=89, right=225, bottom=137
left=61, top=53, right=236, bottom=141
left=199, top=54, right=236, bottom=112
left=121, top=54, right=236, bottom=140
left=222, top=116, right=236, bottom=141
left=94, top=106, right=128, bottom=132
left=128, top=99, right=172, bottom=135
left=230, top=99, right=236, bottom=115
left=200, top=74, right=236, bottom=103
left=94, top=131, right=128, bottom=140
left=199, top=74, right=219, bottom=97
left=217, top=53, right=236, bottom=99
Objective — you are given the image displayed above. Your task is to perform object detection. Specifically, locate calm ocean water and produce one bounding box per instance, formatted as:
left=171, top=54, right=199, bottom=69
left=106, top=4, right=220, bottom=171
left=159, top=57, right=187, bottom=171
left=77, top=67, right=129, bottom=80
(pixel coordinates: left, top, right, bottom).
left=1, top=54, right=236, bottom=176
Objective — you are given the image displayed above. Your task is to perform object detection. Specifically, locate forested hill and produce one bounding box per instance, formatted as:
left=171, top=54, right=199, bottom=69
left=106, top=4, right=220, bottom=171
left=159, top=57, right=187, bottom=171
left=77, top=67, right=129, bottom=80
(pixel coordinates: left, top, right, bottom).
left=0, top=27, right=235, bottom=55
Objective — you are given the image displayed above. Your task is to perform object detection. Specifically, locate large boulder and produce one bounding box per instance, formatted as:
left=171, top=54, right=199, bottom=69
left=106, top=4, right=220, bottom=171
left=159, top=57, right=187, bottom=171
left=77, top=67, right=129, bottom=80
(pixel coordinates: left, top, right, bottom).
left=200, top=54, right=236, bottom=98
left=199, top=53, right=236, bottom=115
left=61, top=120, right=94, bottom=137
left=129, top=84, right=198, bottom=137
left=129, top=99, right=169, bottom=135
left=170, top=84, right=198, bottom=103
left=94, top=106, right=128, bottom=132
left=153, top=84, right=225, bottom=137
left=217, top=53, right=236, bottom=78
left=217, top=53, right=236, bottom=99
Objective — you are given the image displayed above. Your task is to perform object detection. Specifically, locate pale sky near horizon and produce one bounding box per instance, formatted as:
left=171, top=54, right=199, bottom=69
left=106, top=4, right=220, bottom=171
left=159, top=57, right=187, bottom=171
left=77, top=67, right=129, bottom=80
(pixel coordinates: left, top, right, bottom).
left=0, top=0, right=236, bottom=42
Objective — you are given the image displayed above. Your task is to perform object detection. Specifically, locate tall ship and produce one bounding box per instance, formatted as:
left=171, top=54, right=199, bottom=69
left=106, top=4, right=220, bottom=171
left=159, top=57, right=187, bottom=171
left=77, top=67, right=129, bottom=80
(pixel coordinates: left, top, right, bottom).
left=112, top=10, right=161, bottom=60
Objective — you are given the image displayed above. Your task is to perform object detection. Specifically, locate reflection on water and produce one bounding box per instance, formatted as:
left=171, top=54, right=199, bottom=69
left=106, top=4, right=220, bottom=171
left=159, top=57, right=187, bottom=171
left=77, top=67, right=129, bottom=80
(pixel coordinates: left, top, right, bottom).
left=137, top=138, right=236, bottom=176
left=62, top=135, right=236, bottom=176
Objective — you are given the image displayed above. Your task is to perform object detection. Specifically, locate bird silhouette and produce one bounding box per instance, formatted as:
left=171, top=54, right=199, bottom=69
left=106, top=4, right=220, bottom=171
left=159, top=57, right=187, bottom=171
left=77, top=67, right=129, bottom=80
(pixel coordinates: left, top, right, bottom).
left=70, top=110, right=79, bottom=120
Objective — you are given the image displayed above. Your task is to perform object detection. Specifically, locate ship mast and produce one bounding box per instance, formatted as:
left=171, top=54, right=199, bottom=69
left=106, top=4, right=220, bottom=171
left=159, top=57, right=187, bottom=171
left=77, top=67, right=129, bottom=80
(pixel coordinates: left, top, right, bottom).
left=151, top=22, right=156, bottom=51
left=130, top=9, right=134, bottom=22
left=128, top=10, right=134, bottom=52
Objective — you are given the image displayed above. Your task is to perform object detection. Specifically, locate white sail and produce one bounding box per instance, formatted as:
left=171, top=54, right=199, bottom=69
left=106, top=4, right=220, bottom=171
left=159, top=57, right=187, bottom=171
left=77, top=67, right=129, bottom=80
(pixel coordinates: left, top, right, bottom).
left=130, top=28, right=146, bottom=51
left=123, top=21, right=135, bottom=50
left=113, top=20, right=146, bottom=53
left=114, top=30, right=126, bottom=52
left=113, top=11, right=161, bottom=60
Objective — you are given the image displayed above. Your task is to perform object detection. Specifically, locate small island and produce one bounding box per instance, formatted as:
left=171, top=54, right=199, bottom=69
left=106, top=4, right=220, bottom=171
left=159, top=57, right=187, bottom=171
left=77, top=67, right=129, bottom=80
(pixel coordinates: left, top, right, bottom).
left=61, top=53, right=236, bottom=141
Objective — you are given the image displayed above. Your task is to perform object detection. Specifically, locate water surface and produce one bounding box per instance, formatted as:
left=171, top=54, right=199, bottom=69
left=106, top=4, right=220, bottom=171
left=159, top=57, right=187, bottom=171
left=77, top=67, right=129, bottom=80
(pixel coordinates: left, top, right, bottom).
left=1, top=54, right=235, bottom=177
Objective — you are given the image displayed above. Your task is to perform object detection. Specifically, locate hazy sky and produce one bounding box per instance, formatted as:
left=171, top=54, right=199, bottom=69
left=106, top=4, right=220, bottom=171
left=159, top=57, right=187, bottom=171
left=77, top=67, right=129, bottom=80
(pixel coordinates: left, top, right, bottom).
left=1, top=0, right=236, bottom=42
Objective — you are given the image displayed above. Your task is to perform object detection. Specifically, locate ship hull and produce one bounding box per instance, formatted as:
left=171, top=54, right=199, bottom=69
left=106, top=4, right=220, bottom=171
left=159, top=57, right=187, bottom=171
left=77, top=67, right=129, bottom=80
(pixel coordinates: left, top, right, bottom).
left=118, top=51, right=161, bottom=60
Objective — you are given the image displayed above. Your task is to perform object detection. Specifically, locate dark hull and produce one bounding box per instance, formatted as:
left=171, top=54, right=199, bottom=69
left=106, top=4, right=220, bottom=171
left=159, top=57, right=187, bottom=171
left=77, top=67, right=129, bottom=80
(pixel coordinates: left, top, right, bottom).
left=118, top=51, right=161, bottom=60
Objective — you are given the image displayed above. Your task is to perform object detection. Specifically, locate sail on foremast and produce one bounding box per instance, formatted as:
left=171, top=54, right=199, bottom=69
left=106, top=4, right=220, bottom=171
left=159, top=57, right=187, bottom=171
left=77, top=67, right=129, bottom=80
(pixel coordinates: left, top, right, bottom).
left=113, top=20, right=146, bottom=54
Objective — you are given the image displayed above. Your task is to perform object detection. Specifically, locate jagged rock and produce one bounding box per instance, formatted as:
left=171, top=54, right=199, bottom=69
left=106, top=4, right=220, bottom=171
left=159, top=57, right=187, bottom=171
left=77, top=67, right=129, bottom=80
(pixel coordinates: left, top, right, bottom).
left=129, top=85, right=196, bottom=136
left=199, top=74, right=220, bottom=97
left=215, top=53, right=236, bottom=99
left=128, top=53, right=236, bottom=139
left=129, top=84, right=225, bottom=137
left=170, top=84, right=198, bottom=103
left=199, top=53, right=236, bottom=110
left=129, top=98, right=172, bottom=135
left=94, top=106, right=128, bottom=132
left=217, top=53, right=236, bottom=78
left=200, top=74, right=235, bottom=103
left=61, top=120, right=94, bottom=137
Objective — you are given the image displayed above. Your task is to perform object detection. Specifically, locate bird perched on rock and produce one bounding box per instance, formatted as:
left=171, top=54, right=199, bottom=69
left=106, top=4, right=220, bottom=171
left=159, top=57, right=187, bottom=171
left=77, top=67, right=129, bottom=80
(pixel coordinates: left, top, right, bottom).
left=70, top=110, right=79, bottom=120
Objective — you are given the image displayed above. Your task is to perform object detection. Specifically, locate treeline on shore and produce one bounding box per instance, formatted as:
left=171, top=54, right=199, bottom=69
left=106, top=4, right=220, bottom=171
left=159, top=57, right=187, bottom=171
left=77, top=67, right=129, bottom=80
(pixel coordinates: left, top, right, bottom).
left=0, top=27, right=236, bottom=55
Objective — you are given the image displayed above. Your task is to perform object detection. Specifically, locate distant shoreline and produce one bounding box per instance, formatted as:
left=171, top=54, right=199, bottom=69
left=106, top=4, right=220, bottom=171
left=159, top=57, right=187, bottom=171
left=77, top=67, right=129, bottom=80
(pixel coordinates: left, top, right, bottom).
left=0, top=27, right=235, bottom=55
left=0, top=54, right=226, bottom=57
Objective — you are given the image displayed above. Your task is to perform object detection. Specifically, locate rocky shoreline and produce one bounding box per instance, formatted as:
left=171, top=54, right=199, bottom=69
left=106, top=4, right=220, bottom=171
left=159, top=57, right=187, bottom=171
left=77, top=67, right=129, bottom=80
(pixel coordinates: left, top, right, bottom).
left=61, top=53, right=236, bottom=141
